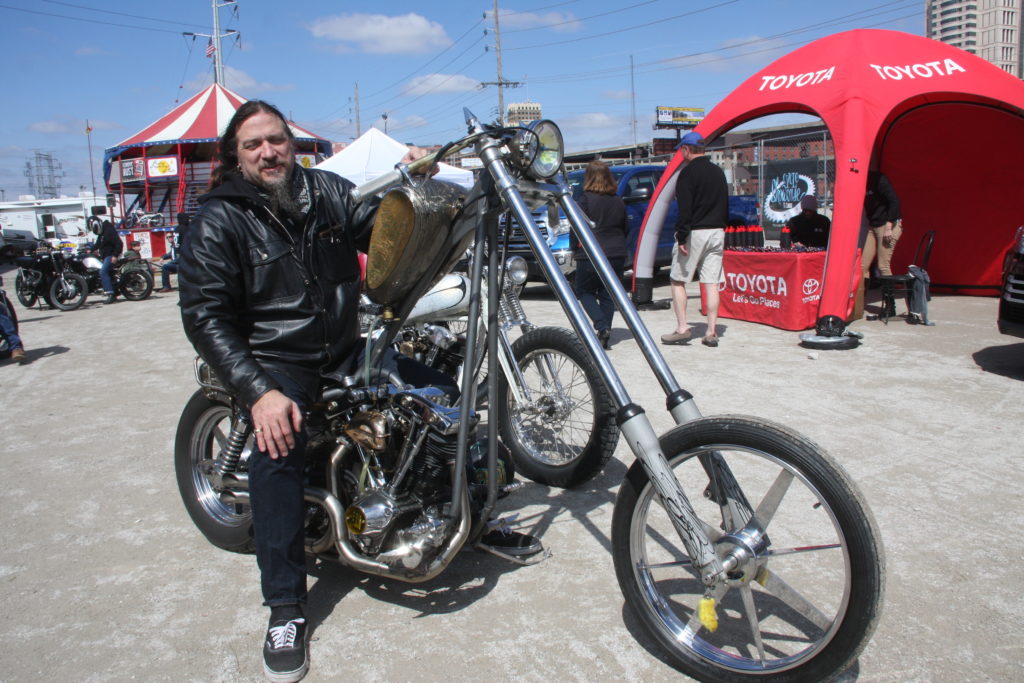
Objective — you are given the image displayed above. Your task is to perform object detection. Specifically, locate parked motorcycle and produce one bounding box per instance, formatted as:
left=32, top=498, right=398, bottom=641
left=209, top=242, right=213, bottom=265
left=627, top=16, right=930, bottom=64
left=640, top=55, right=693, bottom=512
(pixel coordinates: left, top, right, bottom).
left=14, top=247, right=89, bottom=311
left=175, top=110, right=882, bottom=680
left=0, top=276, right=18, bottom=359
left=69, top=249, right=154, bottom=301
left=390, top=256, right=618, bottom=488
left=121, top=207, right=164, bottom=229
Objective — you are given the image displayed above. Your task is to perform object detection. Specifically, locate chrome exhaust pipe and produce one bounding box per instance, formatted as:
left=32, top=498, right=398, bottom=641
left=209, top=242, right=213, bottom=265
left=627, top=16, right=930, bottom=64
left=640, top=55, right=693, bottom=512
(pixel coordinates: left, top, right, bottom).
left=215, top=460, right=472, bottom=582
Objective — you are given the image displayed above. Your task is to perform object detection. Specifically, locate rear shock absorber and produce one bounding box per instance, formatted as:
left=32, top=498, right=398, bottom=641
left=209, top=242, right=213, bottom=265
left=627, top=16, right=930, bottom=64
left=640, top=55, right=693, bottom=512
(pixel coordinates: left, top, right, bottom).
left=216, top=413, right=252, bottom=477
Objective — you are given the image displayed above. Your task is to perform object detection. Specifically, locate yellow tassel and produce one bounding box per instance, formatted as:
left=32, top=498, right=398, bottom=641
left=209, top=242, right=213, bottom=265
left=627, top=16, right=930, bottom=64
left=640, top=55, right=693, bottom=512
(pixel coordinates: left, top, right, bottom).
left=698, top=597, right=719, bottom=632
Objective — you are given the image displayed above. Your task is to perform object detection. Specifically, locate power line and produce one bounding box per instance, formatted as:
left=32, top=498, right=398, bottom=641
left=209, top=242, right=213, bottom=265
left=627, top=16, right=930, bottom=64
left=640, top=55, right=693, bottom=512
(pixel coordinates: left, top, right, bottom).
left=505, top=0, right=740, bottom=50
left=501, top=0, right=662, bottom=34
left=39, top=0, right=210, bottom=30
left=0, top=3, right=194, bottom=34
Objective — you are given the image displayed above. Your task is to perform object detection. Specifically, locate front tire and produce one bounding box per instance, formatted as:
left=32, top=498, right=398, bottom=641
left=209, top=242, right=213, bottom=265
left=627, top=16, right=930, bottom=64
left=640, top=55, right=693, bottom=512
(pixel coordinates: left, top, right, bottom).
left=49, top=273, right=88, bottom=311
left=120, top=270, right=154, bottom=300
left=174, top=390, right=255, bottom=553
left=495, top=326, right=619, bottom=488
left=611, top=416, right=883, bottom=681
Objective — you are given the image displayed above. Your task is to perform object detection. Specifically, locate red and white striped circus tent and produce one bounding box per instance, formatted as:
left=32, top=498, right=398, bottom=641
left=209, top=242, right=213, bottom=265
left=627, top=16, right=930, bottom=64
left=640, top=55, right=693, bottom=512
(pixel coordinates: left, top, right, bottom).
left=103, top=83, right=331, bottom=237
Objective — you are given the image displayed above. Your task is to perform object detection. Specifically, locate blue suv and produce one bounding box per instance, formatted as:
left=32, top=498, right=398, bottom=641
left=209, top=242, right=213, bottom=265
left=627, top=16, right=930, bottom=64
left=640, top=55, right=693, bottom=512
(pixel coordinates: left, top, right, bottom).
left=504, top=164, right=757, bottom=281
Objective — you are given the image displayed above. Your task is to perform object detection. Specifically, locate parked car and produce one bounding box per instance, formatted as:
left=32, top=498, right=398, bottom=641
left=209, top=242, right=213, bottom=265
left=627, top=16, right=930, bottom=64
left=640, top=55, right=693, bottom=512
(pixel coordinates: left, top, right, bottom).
left=1, top=228, right=41, bottom=259
left=502, top=164, right=758, bottom=282
left=998, top=225, right=1024, bottom=337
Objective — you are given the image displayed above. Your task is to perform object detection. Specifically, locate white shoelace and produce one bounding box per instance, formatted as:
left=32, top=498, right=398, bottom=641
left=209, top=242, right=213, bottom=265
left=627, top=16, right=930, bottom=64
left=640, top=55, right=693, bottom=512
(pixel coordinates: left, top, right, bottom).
left=267, top=618, right=305, bottom=650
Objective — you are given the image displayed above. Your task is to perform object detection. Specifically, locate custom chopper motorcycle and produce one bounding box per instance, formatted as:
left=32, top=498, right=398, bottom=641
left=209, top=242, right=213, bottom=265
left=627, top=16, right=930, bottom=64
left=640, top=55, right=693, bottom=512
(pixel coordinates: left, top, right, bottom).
left=69, top=249, right=154, bottom=301
left=385, top=254, right=618, bottom=488
left=176, top=110, right=882, bottom=681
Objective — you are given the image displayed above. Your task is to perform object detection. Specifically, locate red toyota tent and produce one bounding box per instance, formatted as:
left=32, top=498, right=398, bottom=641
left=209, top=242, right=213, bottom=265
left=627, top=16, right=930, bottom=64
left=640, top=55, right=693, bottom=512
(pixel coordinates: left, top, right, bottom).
left=634, top=29, right=1024, bottom=334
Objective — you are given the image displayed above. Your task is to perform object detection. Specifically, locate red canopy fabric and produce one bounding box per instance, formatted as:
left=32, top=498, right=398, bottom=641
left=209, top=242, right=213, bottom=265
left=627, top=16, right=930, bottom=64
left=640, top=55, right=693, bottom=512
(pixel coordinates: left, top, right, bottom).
left=111, top=83, right=324, bottom=149
left=635, top=29, right=1024, bottom=331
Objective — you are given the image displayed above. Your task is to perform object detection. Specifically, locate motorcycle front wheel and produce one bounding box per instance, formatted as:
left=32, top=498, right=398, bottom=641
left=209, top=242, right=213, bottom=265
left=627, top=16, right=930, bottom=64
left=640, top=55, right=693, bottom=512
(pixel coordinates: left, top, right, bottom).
left=495, top=326, right=619, bottom=488
left=174, top=390, right=255, bottom=553
left=120, top=270, right=154, bottom=300
left=612, top=416, right=883, bottom=682
left=15, top=274, right=37, bottom=308
left=48, top=273, right=88, bottom=311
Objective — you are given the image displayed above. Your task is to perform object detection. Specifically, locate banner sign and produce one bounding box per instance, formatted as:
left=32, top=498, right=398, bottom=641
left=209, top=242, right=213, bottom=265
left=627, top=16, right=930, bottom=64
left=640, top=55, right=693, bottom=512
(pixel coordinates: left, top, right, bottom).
left=655, top=106, right=705, bottom=127
left=120, top=159, right=146, bottom=182
left=147, top=156, right=179, bottom=178
left=704, top=250, right=827, bottom=330
left=295, top=154, right=316, bottom=169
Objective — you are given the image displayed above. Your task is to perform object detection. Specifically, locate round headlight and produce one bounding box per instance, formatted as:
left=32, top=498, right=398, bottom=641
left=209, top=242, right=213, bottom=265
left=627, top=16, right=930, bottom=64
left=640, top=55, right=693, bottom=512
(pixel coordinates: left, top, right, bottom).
left=527, top=120, right=563, bottom=179
left=510, top=119, right=564, bottom=180
left=504, top=255, right=529, bottom=286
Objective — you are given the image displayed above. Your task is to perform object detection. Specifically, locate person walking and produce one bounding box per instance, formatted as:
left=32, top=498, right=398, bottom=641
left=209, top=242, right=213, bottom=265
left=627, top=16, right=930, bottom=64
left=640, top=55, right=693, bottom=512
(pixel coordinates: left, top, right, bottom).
left=94, top=218, right=123, bottom=304
left=855, top=170, right=901, bottom=318
left=574, top=160, right=627, bottom=349
left=178, top=100, right=457, bottom=683
left=660, top=131, right=729, bottom=347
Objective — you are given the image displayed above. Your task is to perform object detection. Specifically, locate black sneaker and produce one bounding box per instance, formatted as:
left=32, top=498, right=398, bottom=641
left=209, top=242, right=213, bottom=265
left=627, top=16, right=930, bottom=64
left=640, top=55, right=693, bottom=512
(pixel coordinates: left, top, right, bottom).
left=480, top=528, right=544, bottom=557
left=263, top=616, right=308, bottom=683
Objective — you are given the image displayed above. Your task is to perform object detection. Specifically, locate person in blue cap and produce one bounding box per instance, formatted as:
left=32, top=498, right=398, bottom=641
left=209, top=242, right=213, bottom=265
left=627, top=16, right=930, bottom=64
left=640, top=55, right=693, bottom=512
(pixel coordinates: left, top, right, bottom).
left=661, top=131, right=728, bottom=347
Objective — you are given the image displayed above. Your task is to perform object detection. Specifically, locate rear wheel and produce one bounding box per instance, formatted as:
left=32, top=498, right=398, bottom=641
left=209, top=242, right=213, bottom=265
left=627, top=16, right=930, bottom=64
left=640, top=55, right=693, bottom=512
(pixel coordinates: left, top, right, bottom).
left=174, top=391, right=255, bottom=553
left=495, top=326, right=619, bottom=488
left=49, top=273, right=88, bottom=311
left=120, top=270, right=154, bottom=300
left=612, top=416, right=883, bottom=681
left=15, top=274, right=37, bottom=308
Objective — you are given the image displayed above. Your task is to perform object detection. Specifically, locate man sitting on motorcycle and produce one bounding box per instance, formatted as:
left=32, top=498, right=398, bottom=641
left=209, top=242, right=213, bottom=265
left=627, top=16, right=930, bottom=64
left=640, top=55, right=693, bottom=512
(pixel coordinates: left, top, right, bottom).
left=93, top=219, right=123, bottom=304
left=178, top=100, right=445, bottom=683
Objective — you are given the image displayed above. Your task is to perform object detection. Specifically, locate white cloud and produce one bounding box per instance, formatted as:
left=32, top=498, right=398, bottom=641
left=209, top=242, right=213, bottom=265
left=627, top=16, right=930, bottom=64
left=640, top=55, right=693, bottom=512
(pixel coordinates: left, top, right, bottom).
left=672, top=36, right=790, bottom=73
left=184, top=66, right=295, bottom=95
left=562, top=112, right=626, bottom=130
left=402, top=74, right=479, bottom=96
left=602, top=89, right=631, bottom=100
left=28, top=118, right=119, bottom=136
left=309, top=13, right=451, bottom=55
left=488, top=9, right=581, bottom=33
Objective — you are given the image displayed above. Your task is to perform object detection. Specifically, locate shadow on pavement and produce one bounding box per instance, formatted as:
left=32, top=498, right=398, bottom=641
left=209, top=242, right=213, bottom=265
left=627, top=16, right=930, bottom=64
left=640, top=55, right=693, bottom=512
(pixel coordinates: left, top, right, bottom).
left=972, top=342, right=1024, bottom=381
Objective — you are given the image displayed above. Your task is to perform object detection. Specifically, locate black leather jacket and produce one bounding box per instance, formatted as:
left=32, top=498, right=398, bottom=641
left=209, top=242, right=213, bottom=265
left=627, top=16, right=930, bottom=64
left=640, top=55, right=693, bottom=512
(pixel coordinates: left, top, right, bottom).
left=179, top=167, right=378, bottom=408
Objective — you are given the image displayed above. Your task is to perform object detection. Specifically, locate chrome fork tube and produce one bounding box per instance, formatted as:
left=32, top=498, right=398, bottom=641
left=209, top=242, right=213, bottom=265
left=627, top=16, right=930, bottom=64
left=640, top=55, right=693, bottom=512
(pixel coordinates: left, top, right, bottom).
left=555, top=185, right=702, bottom=423
left=478, top=140, right=722, bottom=578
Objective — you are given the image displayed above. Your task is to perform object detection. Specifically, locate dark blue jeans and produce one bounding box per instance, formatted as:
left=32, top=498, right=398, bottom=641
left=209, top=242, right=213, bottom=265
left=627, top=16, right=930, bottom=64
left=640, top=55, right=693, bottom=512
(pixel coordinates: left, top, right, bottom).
left=574, top=256, right=624, bottom=332
left=248, top=350, right=459, bottom=607
left=100, top=256, right=116, bottom=294
left=248, top=366, right=317, bottom=608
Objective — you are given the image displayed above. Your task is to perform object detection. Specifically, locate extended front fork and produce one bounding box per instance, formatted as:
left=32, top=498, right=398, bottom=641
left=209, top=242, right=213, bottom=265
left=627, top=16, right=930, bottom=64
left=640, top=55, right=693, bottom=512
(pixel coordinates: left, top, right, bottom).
left=476, top=138, right=760, bottom=586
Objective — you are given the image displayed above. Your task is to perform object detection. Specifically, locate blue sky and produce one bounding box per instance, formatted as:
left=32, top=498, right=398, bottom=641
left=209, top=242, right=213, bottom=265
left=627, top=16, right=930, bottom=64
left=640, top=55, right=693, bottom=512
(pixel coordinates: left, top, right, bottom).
left=0, top=0, right=923, bottom=198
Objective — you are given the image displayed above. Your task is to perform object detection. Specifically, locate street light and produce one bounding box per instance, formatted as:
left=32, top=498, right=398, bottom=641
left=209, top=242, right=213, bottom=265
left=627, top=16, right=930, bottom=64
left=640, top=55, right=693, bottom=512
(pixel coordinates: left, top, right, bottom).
left=382, top=112, right=388, bottom=134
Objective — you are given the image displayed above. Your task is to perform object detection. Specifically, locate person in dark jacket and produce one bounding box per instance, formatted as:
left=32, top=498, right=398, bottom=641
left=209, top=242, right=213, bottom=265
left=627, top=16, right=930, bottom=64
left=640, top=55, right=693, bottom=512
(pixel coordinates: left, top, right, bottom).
left=861, top=170, right=902, bottom=277
left=661, top=131, right=728, bottom=347
left=158, top=212, right=189, bottom=292
left=177, top=100, right=454, bottom=683
left=787, top=194, right=831, bottom=248
left=93, top=218, right=123, bottom=304
left=574, top=160, right=627, bottom=349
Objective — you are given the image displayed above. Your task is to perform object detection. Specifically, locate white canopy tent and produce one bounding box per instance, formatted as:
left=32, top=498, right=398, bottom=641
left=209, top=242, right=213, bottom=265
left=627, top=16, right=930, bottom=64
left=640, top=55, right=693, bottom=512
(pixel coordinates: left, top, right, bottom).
left=315, top=127, right=474, bottom=189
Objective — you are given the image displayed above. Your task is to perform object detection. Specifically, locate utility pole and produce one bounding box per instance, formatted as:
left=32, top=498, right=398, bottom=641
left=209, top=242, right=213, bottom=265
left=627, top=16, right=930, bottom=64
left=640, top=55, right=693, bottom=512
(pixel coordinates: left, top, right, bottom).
left=85, top=120, right=97, bottom=198
left=481, top=0, right=521, bottom=124
left=183, top=0, right=238, bottom=86
left=630, top=55, right=638, bottom=153
left=354, top=83, right=362, bottom=137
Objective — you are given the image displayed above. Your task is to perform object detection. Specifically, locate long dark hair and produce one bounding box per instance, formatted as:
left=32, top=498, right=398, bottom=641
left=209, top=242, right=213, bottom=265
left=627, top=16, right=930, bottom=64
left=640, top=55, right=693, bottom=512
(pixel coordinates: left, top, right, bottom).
left=210, top=100, right=294, bottom=188
left=583, top=160, right=617, bottom=195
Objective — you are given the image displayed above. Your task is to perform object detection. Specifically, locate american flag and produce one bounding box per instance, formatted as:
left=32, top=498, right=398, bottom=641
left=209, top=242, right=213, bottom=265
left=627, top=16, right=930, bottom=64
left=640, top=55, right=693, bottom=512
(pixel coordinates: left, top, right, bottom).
left=206, top=39, right=216, bottom=58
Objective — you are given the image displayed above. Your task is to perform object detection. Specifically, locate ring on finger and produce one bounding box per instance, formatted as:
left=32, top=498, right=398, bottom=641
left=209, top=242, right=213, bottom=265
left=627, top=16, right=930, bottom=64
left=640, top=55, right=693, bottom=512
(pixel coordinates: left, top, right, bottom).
left=254, top=428, right=263, bottom=433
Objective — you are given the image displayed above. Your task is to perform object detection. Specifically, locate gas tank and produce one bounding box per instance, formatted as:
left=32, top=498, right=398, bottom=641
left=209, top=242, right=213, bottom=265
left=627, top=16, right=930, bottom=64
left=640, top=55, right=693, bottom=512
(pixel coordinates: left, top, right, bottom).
left=81, top=255, right=102, bottom=270
left=405, top=274, right=471, bottom=326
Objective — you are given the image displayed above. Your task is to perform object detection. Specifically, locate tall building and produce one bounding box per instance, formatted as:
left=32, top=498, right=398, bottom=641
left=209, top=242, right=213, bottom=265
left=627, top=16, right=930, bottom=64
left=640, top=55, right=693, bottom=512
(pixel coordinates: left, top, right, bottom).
left=506, top=101, right=542, bottom=126
left=925, top=0, right=1023, bottom=77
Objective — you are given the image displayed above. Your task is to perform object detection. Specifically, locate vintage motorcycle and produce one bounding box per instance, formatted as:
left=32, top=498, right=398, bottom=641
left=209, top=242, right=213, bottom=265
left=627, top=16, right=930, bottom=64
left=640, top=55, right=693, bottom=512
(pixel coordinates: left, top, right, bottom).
left=387, top=256, right=619, bottom=488
left=14, top=247, right=89, bottom=311
left=175, top=110, right=882, bottom=680
left=121, top=207, right=164, bottom=229
left=69, top=249, right=154, bottom=301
